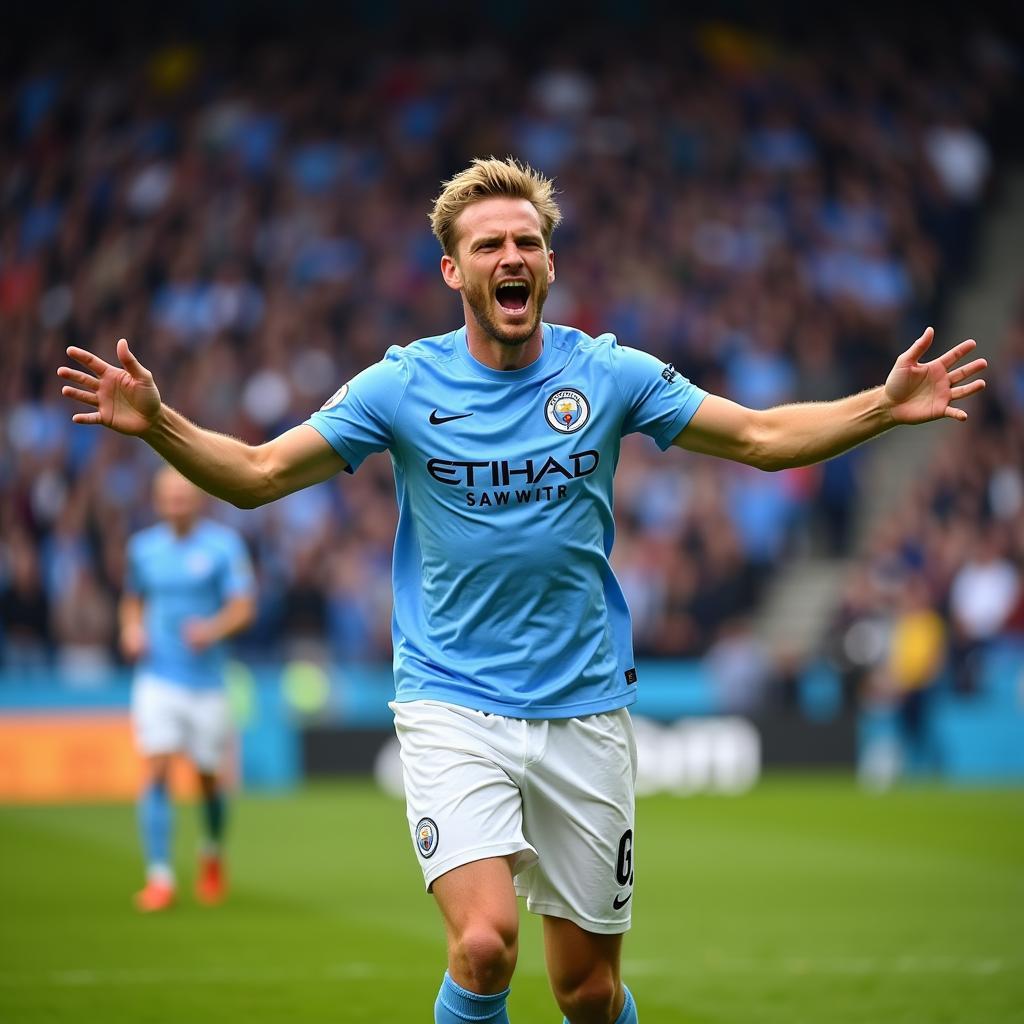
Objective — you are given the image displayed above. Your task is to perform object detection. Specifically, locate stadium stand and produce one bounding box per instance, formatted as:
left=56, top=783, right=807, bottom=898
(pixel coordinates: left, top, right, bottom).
left=1, top=13, right=1021, bottom=749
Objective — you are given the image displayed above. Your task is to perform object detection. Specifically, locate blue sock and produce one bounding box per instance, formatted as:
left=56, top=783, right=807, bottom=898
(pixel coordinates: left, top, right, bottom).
left=614, top=985, right=638, bottom=1024
left=139, top=780, right=173, bottom=874
left=561, top=983, right=637, bottom=1024
left=435, top=972, right=510, bottom=1023
left=202, top=788, right=226, bottom=847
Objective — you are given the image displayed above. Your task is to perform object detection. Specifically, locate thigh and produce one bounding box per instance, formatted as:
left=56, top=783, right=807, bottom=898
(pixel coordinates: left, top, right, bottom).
left=433, top=855, right=521, bottom=994
left=132, top=675, right=187, bottom=758
left=433, top=855, right=520, bottom=942
left=392, top=700, right=537, bottom=891
left=518, top=709, right=637, bottom=934
left=184, top=688, right=232, bottom=773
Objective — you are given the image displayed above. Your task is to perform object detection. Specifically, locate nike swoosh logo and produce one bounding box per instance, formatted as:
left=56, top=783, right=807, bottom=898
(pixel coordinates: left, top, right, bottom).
left=612, top=892, right=632, bottom=910
left=429, top=410, right=474, bottom=425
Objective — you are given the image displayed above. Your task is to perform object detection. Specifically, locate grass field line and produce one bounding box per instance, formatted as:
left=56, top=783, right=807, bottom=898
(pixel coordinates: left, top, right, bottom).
left=0, top=955, right=1013, bottom=989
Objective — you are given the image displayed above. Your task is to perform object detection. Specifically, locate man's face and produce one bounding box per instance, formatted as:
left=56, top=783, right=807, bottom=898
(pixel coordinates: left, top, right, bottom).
left=442, top=197, right=555, bottom=347
left=154, top=470, right=202, bottom=531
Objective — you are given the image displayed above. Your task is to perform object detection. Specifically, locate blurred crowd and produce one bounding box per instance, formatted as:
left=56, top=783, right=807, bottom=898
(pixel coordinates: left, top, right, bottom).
left=1, top=16, right=1021, bottom=684
left=824, top=295, right=1024, bottom=714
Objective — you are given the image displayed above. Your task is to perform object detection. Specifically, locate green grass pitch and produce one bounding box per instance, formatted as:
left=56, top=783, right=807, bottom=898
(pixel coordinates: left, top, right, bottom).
left=1, top=777, right=1021, bottom=1023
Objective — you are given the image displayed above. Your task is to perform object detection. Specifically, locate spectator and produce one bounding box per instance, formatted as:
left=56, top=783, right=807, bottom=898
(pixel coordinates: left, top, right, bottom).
left=949, top=533, right=1021, bottom=693
left=0, top=16, right=1017, bottom=675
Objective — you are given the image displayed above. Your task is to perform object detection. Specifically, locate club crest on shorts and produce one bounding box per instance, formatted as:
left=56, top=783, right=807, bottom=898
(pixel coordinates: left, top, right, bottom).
left=545, top=388, right=590, bottom=434
left=320, top=383, right=349, bottom=410
left=415, top=817, right=439, bottom=858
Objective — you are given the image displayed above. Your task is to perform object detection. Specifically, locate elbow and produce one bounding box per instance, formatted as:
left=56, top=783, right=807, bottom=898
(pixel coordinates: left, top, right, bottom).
left=229, top=446, right=283, bottom=508
left=744, top=417, right=788, bottom=472
left=230, top=486, right=279, bottom=510
left=237, top=599, right=258, bottom=631
left=755, top=452, right=791, bottom=473
left=229, top=491, right=270, bottom=510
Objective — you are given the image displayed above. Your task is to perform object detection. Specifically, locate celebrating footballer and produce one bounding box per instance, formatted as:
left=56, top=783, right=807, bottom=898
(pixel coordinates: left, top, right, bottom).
left=59, top=157, right=986, bottom=1024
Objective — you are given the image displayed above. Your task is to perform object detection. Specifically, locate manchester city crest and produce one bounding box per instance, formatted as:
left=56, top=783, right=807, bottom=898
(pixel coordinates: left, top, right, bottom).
left=545, top=388, right=590, bottom=434
left=415, top=817, right=439, bottom=858
left=320, top=383, right=349, bottom=410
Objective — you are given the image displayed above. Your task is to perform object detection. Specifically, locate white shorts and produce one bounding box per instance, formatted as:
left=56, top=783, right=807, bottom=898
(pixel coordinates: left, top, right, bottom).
left=392, top=699, right=637, bottom=935
left=132, top=674, right=231, bottom=773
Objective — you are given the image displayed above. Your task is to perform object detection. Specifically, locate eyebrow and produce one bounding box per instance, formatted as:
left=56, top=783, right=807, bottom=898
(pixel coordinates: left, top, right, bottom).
left=470, top=232, right=544, bottom=250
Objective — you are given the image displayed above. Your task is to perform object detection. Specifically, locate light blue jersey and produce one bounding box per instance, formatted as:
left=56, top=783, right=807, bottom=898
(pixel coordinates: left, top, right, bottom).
left=307, top=324, right=707, bottom=717
left=125, top=519, right=255, bottom=690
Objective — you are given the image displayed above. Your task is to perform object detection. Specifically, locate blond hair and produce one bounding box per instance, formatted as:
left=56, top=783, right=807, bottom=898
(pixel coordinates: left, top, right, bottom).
left=430, top=156, right=561, bottom=257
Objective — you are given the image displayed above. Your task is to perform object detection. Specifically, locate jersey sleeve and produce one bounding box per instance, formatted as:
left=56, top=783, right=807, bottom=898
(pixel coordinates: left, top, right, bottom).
left=304, top=347, right=409, bottom=472
left=220, top=530, right=256, bottom=599
left=609, top=339, right=708, bottom=450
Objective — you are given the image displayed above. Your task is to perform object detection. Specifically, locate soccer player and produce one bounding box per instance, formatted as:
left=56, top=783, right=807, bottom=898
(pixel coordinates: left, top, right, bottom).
left=60, top=158, right=985, bottom=1021
left=121, top=466, right=256, bottom=912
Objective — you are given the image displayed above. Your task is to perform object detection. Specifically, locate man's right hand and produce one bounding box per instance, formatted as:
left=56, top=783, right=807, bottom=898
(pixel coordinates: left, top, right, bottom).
left=58, top=338, right=162, bottom=436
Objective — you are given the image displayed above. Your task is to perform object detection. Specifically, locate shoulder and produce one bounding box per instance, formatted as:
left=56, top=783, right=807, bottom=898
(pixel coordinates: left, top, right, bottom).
left=323, top=332, right=459, bottom=404
left=128, top=524, right=166, bottom=553
left=548, top=323, right=612, bottom=354
left=196, top=520, right=246, bottom=553
left=546, top=324, right=626, bottom=366
left=388, top=330, right=462, bottom=375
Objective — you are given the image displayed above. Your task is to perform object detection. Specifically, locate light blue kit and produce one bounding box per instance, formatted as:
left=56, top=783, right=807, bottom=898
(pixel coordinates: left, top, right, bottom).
left=307, top=324, right=706, bottom=718
left=125, top=520, right=255, bottom=689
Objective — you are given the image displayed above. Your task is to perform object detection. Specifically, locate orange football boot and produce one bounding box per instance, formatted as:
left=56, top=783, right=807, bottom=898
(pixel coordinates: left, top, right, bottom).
left=196, top=854, right=227, bottom=905
left=134, top=879, right=175, bottom=913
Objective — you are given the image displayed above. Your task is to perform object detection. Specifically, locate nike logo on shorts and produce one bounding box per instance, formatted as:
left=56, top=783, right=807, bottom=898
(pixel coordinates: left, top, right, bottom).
left=429, top=410, right=473, bottom=425
left=612, top=891, right=632, bottom=910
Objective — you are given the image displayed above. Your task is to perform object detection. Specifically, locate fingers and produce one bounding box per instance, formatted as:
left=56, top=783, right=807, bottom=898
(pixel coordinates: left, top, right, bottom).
left=71, top=411, right=104, bottom=425
left=61, top=386, right=100, bottom=407
left=905, top=326, right=934, bottom=361
left=66, top=346, right=111, bottom=374
left=117, top=338, right=148, bottom=378
left=950, top=380, right=985, bottom=401
left=939, top=338, right=977, bottom=369
left=65, top=339, right=147, bottom=379
left=948, top=357, right=987, bottom=385
left=56, top=366, right=99, bottom=390
left=943, top=377, right=986, bottom=421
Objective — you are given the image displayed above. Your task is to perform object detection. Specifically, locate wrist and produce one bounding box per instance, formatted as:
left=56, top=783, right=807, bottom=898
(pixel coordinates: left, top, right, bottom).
left=141, top=403, right=172, bottom=443
left=873, top=386, right=899, bottom=429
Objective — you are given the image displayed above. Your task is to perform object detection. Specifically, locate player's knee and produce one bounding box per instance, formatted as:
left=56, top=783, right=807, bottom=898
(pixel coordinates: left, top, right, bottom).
left=146, top=757, right=172, bottom=787
left=452, top=923, right=518, bottom=992
left=197, top=771, right=218, bottom=797
left=553, top=967, right=619, bottom=1023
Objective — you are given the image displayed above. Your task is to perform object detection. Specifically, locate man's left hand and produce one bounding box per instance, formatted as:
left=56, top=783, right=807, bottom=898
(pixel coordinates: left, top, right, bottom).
left=885, top=327, right=987, bottom=425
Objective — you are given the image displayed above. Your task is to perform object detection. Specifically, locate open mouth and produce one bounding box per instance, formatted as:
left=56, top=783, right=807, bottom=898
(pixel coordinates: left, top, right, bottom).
left=495, top=280, right=530, bottom=315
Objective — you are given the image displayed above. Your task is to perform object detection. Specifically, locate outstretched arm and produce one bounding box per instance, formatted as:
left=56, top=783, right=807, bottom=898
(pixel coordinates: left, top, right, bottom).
left=674, top=328, right=986, bottom=470
left=58, top=338, right=347, bottom=507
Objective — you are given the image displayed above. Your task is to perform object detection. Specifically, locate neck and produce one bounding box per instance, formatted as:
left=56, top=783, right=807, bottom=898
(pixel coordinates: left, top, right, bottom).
left=464, top=318, right=544, bottom=372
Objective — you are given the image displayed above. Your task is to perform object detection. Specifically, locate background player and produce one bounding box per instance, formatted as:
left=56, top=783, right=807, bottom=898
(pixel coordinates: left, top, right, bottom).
left=60, top=158, right=985, bottom=1020
left=122, top=466, right=256, bottom=912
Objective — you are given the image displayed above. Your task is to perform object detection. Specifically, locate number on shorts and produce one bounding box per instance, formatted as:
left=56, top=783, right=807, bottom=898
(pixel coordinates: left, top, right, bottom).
left=615, top=829, right=634, bottom=886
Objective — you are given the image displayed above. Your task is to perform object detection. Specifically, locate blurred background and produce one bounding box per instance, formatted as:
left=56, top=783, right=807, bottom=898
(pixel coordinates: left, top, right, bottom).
left=2, top=5, right=1023, bottom=1023
left=1, top=2, right=1022, bottom=795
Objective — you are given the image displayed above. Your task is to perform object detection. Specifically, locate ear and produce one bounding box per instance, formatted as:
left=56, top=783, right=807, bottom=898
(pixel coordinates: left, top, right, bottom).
left=441, top=254, right=463, bottom=292
left=547, top=249, right=555, bottom=285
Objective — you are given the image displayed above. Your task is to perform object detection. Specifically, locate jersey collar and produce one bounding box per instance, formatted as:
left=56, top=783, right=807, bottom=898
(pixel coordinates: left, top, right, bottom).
left=455, top=323, right=554, bottom=382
